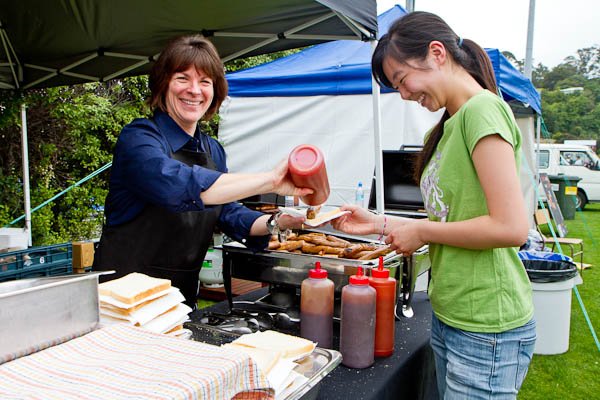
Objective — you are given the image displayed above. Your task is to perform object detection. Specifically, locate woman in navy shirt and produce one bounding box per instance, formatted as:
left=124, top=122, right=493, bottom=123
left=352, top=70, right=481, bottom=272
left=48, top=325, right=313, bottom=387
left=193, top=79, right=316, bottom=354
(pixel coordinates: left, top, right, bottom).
left=93, top=35, right=309, bottom=307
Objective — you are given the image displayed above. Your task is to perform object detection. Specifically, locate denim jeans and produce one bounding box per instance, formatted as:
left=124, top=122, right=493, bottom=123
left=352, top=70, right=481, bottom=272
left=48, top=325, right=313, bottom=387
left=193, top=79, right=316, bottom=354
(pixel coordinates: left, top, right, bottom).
left=430, top=313, right=536, bottom=399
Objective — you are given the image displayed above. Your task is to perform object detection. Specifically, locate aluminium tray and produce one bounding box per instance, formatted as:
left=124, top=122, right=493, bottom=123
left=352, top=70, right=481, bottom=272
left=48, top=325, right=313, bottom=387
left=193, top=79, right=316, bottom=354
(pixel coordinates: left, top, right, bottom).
left=0, top=273, right=104, bottom=363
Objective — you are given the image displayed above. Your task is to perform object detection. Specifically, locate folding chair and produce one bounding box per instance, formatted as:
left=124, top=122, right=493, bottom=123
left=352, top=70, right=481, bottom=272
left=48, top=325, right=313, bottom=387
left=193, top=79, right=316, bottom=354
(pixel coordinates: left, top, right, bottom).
left=534, top=209, right=584, bottom=266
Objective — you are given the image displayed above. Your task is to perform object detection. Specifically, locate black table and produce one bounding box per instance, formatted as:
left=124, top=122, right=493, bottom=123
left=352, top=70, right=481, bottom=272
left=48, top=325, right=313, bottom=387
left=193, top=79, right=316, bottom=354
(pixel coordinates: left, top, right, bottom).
left=189, top=288, right=438, bottom=400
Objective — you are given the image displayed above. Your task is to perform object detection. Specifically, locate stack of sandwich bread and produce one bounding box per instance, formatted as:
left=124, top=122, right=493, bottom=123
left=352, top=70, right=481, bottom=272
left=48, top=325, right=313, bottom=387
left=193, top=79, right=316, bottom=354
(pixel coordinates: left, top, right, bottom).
left=222, top=330, right=316, bottom=399
left=98, top=273, right=191, bottom=337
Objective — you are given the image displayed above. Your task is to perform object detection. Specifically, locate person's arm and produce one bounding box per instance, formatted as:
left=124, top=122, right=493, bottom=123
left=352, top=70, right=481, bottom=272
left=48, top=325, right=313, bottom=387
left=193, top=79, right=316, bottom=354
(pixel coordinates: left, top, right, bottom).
left=383, top=134, right=528, bottom=255
left=200, top=158, right=312, bottom=205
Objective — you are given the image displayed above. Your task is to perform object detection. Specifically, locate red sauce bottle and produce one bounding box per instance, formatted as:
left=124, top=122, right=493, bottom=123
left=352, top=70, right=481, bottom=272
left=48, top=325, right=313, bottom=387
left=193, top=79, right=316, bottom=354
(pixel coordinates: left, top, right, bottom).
left=300, top=262, right=334, bottom=349
left=340, top=266, right=376, bottom=368
left=369, top=256, right=396, bottom=357
left=288, top=144, right=330, bottom=205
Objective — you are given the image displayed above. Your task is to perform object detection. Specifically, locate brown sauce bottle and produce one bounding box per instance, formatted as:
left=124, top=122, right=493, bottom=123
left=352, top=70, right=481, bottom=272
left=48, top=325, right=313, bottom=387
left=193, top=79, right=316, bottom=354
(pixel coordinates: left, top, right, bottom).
left=340, top=266, right=376, bottom=368
left=300, top=262, right=334, bottom=349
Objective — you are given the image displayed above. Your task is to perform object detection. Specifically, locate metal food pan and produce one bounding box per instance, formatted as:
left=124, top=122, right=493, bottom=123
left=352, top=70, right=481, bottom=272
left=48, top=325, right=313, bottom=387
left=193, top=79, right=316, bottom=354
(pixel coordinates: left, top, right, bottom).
left=0, top=273, right=104, bottom=363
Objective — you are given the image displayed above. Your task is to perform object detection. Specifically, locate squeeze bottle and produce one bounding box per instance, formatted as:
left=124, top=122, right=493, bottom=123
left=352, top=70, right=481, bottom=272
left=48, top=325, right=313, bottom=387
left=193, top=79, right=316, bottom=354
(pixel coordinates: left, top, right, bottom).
left=288, top=144, right=330, bottom=205
left=300, top=262, right=334, bottom=348
left=369, top=256, right=396, bottom=357
left=340, top=266, right=376, bottom=368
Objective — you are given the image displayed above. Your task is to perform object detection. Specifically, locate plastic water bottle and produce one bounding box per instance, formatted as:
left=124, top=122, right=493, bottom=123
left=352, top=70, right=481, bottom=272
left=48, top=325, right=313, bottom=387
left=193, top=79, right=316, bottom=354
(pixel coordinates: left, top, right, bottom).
left=355, top=182, right=365, bottom=207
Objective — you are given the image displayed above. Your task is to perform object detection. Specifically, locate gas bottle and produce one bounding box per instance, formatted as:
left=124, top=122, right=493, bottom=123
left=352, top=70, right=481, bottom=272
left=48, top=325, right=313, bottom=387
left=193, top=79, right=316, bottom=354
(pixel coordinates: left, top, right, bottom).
left=340, top=266, right=376, bottom=368
left=288, top=144, right=330, bottom=205
left=369, top=256, right=396, bottom=357
left=300, top=261, right=334, bottom=348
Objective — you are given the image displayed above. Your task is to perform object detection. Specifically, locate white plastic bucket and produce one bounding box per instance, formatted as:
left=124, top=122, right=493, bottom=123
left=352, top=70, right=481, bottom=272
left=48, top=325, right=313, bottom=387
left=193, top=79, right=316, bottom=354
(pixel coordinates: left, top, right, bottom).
left=530, top=277, right=576, bottom=355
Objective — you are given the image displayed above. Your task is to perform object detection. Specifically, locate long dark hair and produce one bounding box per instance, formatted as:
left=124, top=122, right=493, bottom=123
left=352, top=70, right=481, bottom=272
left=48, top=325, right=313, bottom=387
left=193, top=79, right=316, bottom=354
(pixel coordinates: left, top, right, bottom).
left=372, top=12, right=498, bottom=181
left=148, top=35, right=228, bottom=120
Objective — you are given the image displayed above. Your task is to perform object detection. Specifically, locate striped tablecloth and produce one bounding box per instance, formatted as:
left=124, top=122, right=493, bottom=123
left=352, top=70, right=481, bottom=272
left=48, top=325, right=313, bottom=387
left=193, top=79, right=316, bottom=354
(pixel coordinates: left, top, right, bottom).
left=0, top=324, right=274, bottom=400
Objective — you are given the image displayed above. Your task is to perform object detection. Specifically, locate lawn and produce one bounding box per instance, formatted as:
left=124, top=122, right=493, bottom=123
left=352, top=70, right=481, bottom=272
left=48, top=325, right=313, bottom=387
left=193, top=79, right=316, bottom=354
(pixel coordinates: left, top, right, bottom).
left=519, top=203, right=600, bottom=399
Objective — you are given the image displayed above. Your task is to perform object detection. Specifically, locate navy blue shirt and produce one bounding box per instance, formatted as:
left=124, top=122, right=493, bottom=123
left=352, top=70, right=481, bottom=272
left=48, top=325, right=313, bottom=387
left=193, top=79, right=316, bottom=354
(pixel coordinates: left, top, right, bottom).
left=104, top=110, right=268, bottom=250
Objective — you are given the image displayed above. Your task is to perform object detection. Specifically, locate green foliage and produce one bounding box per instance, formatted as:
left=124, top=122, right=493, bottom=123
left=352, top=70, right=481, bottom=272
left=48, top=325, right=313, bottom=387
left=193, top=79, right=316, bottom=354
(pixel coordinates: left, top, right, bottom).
left=0, top=77, right=150, bottom=245
left=224, top=49, right=301, bottom=73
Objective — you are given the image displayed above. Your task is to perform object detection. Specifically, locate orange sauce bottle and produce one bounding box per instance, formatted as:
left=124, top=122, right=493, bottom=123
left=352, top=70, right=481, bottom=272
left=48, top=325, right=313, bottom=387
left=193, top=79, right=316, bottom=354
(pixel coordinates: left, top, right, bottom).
left=288, top=144, right=330, bottom=205
left=369, top=256, right=396, bottom=357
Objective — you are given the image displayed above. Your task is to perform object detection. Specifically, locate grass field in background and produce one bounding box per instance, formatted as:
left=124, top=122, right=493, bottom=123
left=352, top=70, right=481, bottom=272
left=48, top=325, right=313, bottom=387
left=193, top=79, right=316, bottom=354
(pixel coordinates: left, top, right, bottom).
left=196, top=204, right=600, bottom=398
left=519, top=203, right=600, bottom=399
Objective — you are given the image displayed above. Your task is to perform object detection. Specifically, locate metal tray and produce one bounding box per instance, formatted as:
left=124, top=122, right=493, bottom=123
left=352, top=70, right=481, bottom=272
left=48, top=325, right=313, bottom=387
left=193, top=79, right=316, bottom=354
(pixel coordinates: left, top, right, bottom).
left=0, top=273, right=105, bottom=362
left=184, top=322, right=342, bottom=400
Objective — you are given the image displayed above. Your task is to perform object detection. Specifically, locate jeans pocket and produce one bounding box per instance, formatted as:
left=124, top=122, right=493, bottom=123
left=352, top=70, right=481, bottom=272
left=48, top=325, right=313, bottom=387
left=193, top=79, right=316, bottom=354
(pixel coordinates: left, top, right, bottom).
left=515, top=336, right=536, bottom=390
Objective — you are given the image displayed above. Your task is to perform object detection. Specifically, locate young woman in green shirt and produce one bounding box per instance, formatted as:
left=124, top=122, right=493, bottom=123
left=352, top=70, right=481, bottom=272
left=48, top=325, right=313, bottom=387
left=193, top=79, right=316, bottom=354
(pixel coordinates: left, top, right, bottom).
left=332, top=11, right=535, bottom=399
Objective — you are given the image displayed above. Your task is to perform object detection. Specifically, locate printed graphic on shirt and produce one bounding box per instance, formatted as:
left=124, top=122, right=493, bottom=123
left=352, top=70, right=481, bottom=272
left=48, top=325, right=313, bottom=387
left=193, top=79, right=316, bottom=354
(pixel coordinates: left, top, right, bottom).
left=421, top=151, right=449, bottom=222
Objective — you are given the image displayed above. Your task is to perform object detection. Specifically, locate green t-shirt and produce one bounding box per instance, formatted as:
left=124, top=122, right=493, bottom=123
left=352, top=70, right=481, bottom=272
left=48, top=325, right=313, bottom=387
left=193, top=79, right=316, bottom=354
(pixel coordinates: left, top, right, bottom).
left=420, top=90, right=534, bottom=333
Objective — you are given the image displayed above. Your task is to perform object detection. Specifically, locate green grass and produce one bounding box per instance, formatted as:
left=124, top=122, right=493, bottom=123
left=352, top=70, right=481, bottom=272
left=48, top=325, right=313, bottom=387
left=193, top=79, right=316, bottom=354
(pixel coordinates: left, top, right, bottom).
left=519, top=203, right=600, bottom=399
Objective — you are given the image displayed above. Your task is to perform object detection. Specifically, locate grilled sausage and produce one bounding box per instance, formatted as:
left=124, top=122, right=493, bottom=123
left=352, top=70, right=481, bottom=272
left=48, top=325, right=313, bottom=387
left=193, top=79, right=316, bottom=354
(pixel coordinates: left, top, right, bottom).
left=326, top=235, right=352, bottom=247
left=278, top=240, right=305, bottom=251
left=358, top=246, right=393, bottom=260
left=343, top=243, right=379, bottom=259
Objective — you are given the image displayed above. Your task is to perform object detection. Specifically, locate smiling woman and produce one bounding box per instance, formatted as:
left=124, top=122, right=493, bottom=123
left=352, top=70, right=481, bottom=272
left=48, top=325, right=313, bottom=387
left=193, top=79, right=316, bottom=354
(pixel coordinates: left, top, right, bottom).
left=92, top=35, right=312, bottom=308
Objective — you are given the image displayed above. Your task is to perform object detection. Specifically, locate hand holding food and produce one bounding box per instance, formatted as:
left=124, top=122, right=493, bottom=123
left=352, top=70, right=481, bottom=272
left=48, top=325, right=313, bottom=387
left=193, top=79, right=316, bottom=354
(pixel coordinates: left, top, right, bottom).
left=330, top=205, right=381, bottom=236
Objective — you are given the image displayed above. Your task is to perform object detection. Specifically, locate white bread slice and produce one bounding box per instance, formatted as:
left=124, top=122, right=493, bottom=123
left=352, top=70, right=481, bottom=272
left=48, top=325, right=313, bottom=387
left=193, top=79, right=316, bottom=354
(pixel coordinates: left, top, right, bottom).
left=99, top=273, right=171, bottom=305
left=231, top=330, right=315, bottom=359
left=221, top=343, right=282, bottom=375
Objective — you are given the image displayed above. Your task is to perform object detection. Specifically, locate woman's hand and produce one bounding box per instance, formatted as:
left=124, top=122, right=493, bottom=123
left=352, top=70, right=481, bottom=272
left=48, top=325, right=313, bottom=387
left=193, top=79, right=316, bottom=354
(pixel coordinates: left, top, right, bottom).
left=330, top=205, right=380, bottom=236
left=384, top=219, right=426, bottom=256
left=277, top=214, right=306, bottom=231
left=269, top=158, right=313, bottom=197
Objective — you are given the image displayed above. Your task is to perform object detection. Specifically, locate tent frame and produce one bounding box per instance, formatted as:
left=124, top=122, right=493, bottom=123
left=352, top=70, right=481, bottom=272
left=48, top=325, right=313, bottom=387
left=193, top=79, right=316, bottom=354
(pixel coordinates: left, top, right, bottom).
left=1, top=3, right=375, bottom=245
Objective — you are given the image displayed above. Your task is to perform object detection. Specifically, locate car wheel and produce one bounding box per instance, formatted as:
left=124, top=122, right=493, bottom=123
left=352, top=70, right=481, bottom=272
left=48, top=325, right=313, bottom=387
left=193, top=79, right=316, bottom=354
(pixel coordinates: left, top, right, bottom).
left=576, top=190, right=587, bottom=210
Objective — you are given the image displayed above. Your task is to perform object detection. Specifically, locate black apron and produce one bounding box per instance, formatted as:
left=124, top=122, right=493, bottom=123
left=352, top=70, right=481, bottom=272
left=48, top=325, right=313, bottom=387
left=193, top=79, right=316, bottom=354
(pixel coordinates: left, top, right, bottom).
left=94, top=131, right=222, bottom=308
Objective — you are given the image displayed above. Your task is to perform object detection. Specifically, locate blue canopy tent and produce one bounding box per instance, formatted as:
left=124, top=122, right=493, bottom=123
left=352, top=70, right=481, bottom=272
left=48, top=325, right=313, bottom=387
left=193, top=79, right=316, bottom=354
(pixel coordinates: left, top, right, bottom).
left=218, top=5, right=541, bottom=216
left=226, top=5, right=541, bottom=114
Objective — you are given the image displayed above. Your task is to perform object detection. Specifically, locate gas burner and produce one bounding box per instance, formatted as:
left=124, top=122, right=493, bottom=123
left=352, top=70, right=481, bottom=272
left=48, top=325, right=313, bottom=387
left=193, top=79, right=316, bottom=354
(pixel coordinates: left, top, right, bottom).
left=198, top=310, right=270, bottom=334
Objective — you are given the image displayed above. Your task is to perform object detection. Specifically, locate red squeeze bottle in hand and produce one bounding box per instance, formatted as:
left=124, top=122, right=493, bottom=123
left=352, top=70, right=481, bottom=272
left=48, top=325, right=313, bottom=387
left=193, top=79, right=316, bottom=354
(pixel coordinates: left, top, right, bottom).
left=288, top=144, right=330, bottom=205
left=369, top=256, right=397, bottom=357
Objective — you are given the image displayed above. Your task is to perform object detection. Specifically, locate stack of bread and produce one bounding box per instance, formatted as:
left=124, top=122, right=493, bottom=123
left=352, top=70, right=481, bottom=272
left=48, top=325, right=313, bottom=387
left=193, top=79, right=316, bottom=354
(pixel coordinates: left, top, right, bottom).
left=221, top=330, right=316, bottom=399
left=98, top=273, right=191, bottom=337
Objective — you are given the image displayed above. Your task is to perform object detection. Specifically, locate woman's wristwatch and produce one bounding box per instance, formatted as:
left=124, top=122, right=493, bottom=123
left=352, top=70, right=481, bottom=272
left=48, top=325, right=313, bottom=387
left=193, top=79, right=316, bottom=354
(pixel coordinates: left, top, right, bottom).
left=266, top=212, right=290, bottom=241
left=266, top=212, right=282, bottom=235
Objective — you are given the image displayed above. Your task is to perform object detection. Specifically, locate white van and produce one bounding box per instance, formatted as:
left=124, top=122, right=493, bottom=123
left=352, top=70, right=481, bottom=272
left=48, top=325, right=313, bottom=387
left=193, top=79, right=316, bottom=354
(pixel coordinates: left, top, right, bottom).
left=536, top=143, right=600, bottom=209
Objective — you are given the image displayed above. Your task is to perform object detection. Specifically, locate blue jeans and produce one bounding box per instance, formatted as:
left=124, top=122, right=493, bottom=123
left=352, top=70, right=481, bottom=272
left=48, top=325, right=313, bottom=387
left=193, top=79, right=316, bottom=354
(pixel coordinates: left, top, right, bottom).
left=430, top=313, right=536, bottom=399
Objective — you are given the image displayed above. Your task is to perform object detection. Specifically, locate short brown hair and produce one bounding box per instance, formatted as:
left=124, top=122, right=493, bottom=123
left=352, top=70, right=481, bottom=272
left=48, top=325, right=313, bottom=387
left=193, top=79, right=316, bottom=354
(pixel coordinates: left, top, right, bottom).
left=148, top=35, right=228, bottom=120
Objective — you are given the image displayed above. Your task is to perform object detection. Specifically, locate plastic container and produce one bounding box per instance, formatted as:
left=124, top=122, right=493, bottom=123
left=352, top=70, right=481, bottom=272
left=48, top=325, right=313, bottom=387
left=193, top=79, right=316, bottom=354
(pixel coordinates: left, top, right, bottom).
left=548, top=175, right=581, bottom=220
left=288, top=144, right=330, bottom=206
left=199, top=247, right=223, bottom=288
left=369, top=257, right=396, bottom=357
left=355, top=182, right=365, bottom=207
left=340, top=266, right=376, bottom=368
left=0, top=243, right=73, bottom=283
left=521, top=258, right=579, bottom=354
left=301, top=261, right=334, bottom=348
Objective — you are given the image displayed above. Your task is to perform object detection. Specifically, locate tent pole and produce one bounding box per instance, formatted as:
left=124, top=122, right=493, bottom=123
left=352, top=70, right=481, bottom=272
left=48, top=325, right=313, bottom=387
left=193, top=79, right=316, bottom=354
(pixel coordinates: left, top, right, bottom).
left=20, top=103, right=32, bottom=247
left=535, top=114, right=541, bottom=183
left=370, top=40, right=385, bottom=214
left=524, top=0, right=536, bottom=79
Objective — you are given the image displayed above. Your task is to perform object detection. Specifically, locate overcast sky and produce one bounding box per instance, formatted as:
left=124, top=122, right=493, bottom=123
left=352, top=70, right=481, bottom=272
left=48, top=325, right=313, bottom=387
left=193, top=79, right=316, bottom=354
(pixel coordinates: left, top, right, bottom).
left=376, top=1, right=600, bottom=68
